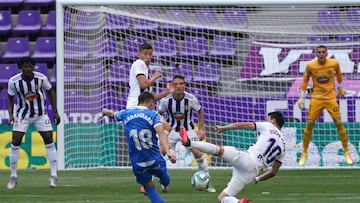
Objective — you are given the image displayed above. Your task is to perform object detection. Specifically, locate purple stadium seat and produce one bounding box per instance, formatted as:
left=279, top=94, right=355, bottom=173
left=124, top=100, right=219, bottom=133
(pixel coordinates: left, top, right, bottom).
left=344, top=7, right=360, bottom=28
left=162, top=10, right=189, bottom=32
left=193, top=62, right=221, bottom=85
left=101, top=88, right=126, bottom=110
left=121, top=36, right=148, bottom=60
left=223, top=8, right=248, bottom=28
left=64, top=37, right=89, bottom=59
left=307, top=35, right=330, bottom=42
left=108, top=62, right=131, bottom=84
left=0, top=10, right=12, bottom=35
left=239, top=44, right=262, bottom=79
left=186, top=88, right=208, bottom=97
left=64, top=10, right=71, bottom=30
left=0, top=64, right=19, bottom=86
left=133, top=9, right=160, bottom=32
left=34, top=63, right=49, bottom=77
left=13, top=10, right=42, bottom=35
left=336, top=35, right=359, bottom=42
left=179, top=36, right=207, bottom=59
left=105, top=13, right=130, bottom=32
left=194, top=9, right=219, bottom=27
left=0, top=88, right=8, bottom=108
left=167, top=63, right=193, bottom=83
left=73, top=11, right=101, bottom=31
left=63, top=63, right=77, bottom=83
left=78, top=64, right=106, bottom=83
left=313, top=8, right=341, bottom=30
left=24, top=0, right=54, bottom=6
left=2, top=37, right=30, bottom=62
left=42, top=10, right=55, bottom=33
left=32, top=37, right=56, bottom=62
left=153, top=36, right=177, bottom=59
left=0, top=0, right=23, bottom=6
left=209, top=35, right=237, bottom=59
left=92, top=37, right=119, bottom=59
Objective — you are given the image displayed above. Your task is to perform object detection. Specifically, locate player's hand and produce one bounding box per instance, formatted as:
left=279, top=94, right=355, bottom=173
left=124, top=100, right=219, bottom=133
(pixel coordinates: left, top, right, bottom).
left=167, top=152, right=176, bottom=163
left=152, top=71, right=162, bottom=80
left=214, top=125, right=224, bottom=133
left=102, top=108, right=114, bottom=117
left=296, top=97, right=305, bottom=109
left=197, top=128, right=205, bottom=140
left=166, top=82, right=176, bottom=94
left=53, top=112, right=60, bottom=125
left=8, top=116, right=14, bottom=126
left=337, top=87, right=346, bottom=98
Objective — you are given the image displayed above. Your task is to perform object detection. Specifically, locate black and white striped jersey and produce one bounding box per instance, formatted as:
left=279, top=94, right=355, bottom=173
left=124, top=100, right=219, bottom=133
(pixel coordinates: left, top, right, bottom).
left=7, top=71, right=51, bottom=119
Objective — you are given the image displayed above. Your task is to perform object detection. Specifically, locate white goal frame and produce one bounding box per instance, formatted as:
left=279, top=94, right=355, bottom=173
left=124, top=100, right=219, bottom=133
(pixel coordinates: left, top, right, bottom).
left=56, top=0, right=360, bottom=170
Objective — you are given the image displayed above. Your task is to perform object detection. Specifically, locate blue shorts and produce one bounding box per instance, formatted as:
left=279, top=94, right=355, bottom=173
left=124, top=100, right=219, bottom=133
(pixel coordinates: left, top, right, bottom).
left=132, top=157, right=170, bottom=186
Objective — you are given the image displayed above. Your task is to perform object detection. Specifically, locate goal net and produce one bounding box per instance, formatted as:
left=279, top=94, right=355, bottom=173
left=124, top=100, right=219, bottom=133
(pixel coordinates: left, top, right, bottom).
left=57, top=1, right=360, bottom=169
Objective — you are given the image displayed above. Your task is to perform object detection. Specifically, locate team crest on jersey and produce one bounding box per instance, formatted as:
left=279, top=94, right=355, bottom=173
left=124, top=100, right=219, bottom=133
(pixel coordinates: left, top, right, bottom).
left=173, top=112, right=185, bottom=121
left=25, top=91, right=38, bottom=101
left=317, top=76, right=329, bottom=84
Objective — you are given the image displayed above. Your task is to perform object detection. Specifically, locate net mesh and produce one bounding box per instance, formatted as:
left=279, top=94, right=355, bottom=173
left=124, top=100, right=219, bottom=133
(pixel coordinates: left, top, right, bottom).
left=61, top=4, right=360, bottom=169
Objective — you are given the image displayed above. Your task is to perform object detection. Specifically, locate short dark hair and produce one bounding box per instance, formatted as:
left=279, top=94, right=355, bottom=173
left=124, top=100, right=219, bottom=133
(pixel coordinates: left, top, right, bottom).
left=268, top=111, right=285, bottom=128
left=172, top=75, right=185, bottom=81
left=138, top=43, right=153, bottom=52
left=18, top=57, right=35, bottom=68
left=138, top=92, right=154, bottom=104
left=316, top=45, right=327, bottom=51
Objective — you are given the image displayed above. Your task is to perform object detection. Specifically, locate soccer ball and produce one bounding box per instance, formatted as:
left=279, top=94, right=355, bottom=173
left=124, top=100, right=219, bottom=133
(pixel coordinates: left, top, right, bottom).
left=191, top=171, right=211, bottom=191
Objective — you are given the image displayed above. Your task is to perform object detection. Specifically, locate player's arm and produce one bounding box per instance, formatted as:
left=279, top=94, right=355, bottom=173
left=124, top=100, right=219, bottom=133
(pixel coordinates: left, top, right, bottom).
left=254, top=160, right=281, bottom=184
left=47, top=87, right=60, bottom=125
left=155, top=125, right=176, bottom=163
left=215, top=122, right=255, bottom=133
left=297, top=66, right=311, bottom=108
left=7, top=93, right=14, bottom=125
left=335, top=63, right=346, bottom=98
left=197, top=108, right=205, bottom=140
left=154, top=82, right=175, bottom=102
left=137, top=72, right=161, bottom=89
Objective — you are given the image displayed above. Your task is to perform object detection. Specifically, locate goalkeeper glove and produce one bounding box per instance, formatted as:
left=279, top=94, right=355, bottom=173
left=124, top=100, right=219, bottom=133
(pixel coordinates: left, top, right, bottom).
left=296, top=90, right=306, bottom=109
left=337, top=85, right=346, bottom=98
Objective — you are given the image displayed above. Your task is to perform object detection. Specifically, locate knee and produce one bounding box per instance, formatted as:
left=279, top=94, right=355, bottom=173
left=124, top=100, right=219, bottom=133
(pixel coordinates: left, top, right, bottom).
left=306, top=120, right=315, bottom=128
left=12, top=133, right=24, bottom=146
left=41, top=133, right=53, bottom=144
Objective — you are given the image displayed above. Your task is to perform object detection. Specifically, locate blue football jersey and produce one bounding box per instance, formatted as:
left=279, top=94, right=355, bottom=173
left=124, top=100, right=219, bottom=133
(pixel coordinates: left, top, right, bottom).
left=114, top=106, right=163, bottom=165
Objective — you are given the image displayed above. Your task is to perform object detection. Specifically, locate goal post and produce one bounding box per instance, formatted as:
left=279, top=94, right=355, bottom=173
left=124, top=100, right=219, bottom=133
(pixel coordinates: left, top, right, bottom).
left=56, top=0, right=360, bottom=170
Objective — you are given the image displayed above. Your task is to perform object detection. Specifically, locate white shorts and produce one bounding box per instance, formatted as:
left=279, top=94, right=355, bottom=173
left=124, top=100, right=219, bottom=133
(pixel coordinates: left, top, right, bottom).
left=221, top=146, right=258, bottom=196
left=13, top=115, right=53, bottom=133
left=126, top=97, right=138, bottom=109
left=168, top=129, right=199, bottom=150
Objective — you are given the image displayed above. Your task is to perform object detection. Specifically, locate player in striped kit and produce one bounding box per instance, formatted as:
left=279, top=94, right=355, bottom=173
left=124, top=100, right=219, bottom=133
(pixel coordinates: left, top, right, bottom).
left=158, top=75, right=216, bottom=193
left=6, top=58, right=60, bottom=189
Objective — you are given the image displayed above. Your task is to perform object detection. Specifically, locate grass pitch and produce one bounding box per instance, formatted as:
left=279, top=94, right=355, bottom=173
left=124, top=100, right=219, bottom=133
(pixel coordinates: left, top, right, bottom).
left=0, top=168, right=359, bottom=203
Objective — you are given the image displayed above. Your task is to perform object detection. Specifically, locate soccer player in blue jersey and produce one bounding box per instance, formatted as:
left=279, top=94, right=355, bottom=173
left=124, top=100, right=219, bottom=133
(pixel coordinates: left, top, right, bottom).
left=102, top=92, right=176, bottom=203
left=7, top=58, right=60, bottom=189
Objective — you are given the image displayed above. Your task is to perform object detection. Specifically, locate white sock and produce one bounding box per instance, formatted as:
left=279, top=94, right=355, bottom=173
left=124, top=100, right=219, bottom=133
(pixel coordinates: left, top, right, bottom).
left=46, top=143, right=57, bottom=177
left=9, top=144, right=20, bottom=177
left=221, top=196, right=239, bottom=203
left=196, top=156, right=209, bottom=173
left=191, top=141, right=219, bottom=155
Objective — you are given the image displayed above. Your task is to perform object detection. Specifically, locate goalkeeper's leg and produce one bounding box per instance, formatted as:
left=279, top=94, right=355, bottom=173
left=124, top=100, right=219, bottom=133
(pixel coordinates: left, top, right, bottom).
left=298, top=119, right=315, bottom=166
left=334, top=119, right=354, bottom=165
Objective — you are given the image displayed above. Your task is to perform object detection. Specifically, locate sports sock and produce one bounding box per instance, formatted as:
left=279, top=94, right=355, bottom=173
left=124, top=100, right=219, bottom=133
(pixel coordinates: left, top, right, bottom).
left=145, top=185, right=165, bottom=203
left=221, top=196, right=239, bottom=203
left=9, top=144, right=20, bottom=177
left=196, top=156, right=209, bottom=173
left=302, top=122, right=314, bottom=153
left=191, top=141, right=219, bottom=155
left=336, top=122, right=349, bottom=153
left=46, top=143, right=58, bottom=177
